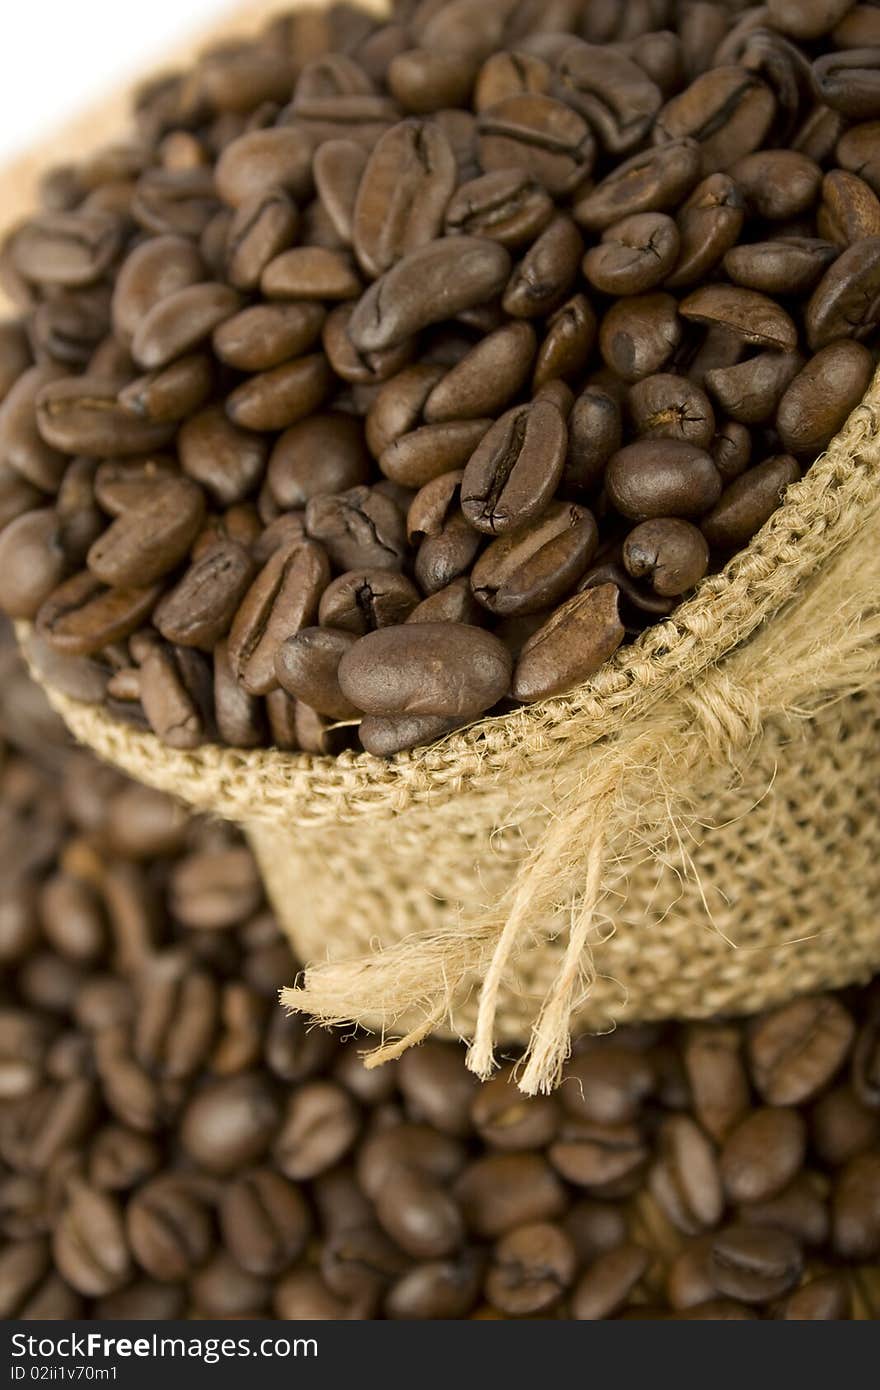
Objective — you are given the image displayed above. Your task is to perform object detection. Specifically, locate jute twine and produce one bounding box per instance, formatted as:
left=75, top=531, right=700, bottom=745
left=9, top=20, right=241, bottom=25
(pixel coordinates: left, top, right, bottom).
left=20, top=368, right=880, bottom=1093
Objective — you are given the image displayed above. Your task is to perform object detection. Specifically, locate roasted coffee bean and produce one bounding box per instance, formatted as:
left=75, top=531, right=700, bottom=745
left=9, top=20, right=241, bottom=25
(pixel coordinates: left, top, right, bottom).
left=725, top=237, right=838, bottom=297
left=11, top=212, right=122, bottom=289
left=701, top=455, right=801, bottom=549
left=470, top=1069, right=560, bottom=1152
left=228, top=540, right=331, bottom=696
left=574, top=139, right=702, bottom=231
left=558, top=41, right=662, bottom=154
left=813, top=48, right=880, bottom=120
left=87, top=476, right=205, bottom=588
left=470, top=503, right=597, bottom=616
left=319, top=568, right=420, bottom=635
left=357, top=711, right=466, bottom=756
left=812, top=1085, right=880, bottom=1167
left=777, top=342, right=874, bottom=455
left=180, top=1074, right=279, bottom=1175
left=460, top=399, right=567, bottom=534
left=226, top=354, right=333, bottom=432
left=224, top=189, right=299, bottom=292
left=380, top=419, right=492, bottom=488
left=705, top=351, right=804, bottom=426
left=126, top=1175, right=213, bottom=1282
left=423, top=322, right=536, bottom=422
left=583, top=213, right=679, bottom=297
left=220, top=1168, right=311, bottom=1276
left=622, top=518, right=709, bottom=597
left=729, top=150, right=822, bottom=221
left=274, top=1081, right=361, bottom=1180
left=806, top=236, right=880, bottom=348
left=118, top=353, right=213, bottom=425
left=53, top=1178, right=132, bottom=1297
left=511, top=584, right=626, bottom=703
left=628, top=374, right=715, bottom=450
left=0, top=320, right=33, bottom=404
left=476, top=94, right=595, bottom=197
left=748, top=996, right=856, bottom=1106
left=571, top=1244, right=650, bottom=1320
left=353, top=119, right=457, bottom=279
left=454, top=1154, right=566, bottom=1239
left=268, top=413, right=370, bottom=508
left=837, top=120, right=880, bottom=196
left=214, top=127, right=312, bottom=208
left=131, top=283, right=241, bottom=372
left=305, top=485, right=406, bottom=572
left=275, top=627, right=359, bottom=719
left=347, top=237, right=511, bottom=352
left=819, top=169, right=880, bottom=245
left=36, top=572, right=162, bottom=657
left=0, top=364, right=69, bottom=492
left=0, top=509, right=69, bottom=620
left=650, top=1115, right=724, bottom=1235
left=502, top=215, right=584, bottom=319
left=397, top=1040, right=476, bottom=1138
left=606, top=440, right=721, bottom=521
left=599, top=293, right=682, bottom=383
left=654, top=66, right=776, bottom=175
left=35, top=377, right=175, bottom=458
left=261, top=246, right=362, bottom=302
left=720, top=1108, right=807, bottom=1205
left=444, top=169, right=553, bottom=247
left=533, top=293, right=597, bottom=389
left=213, top=303, right=326, bottom=372
left=832, top=1152, right=880, bottom=1258
left=563, top=387, right=622, bottom=495
left=679, top=286, right=798, bottom=352
left=385, top=1251, right=482, bottom=1320
left=179, top=405, right=268, bottom=507
left=709, top=1225, right=803, bottom=1304
left=485, top=1221, right=576, bottom=1315
left=339, top=622, right=511, bottom=718
left=664, top=173, right=745, bottom=290
left=111, top=236, right=205, bottom=345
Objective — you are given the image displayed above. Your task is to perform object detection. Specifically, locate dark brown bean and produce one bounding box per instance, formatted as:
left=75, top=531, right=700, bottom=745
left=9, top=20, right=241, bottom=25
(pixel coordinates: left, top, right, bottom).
left=338, top=622, right=511, bottom=719
left=607, top=440, right=721, bottom=521
left=701, top=455, right=801, bottom=549
left=470, top=502, right=597, bottom=617
left=511, top=584, right=625, bottom=703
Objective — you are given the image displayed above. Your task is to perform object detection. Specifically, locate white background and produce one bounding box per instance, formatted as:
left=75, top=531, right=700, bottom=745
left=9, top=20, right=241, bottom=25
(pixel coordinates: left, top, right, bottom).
left=0, top=0, right=230, bottom=165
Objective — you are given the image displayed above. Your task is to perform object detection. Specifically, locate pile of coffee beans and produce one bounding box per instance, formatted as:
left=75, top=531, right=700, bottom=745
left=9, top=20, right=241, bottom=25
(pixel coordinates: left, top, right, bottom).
left=1, top=2, right=880, bottom=756
left=0, top=639, right=877, bottom=1320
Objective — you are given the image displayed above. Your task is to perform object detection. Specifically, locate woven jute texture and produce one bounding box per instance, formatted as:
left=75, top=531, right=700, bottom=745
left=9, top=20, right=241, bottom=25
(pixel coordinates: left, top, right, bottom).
left=21, top=367, right=880, bottom=1092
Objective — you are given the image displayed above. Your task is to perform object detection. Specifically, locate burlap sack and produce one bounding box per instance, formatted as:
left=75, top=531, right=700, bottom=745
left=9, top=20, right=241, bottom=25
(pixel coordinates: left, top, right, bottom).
left=7, top=0, right=880, bottom=1094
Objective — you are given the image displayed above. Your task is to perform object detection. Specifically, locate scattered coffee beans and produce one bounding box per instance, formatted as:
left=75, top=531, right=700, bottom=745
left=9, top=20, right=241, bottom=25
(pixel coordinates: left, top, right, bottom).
left=0, top=629, right=877, bottom=1320
left=0, top=2, right=879, bottom=756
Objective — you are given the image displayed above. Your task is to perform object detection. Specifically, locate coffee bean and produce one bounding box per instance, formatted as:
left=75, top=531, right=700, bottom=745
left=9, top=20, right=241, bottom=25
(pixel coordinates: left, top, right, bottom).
left=599, top=292, right=682, bottom=383
left=470, top=503, right=598, bottom=617
left=353, top=119, right=457, bottom=279
left=339, top=621, right=510, bottom=719
left=35, top=377, right=176, bottom=458
left=53, top=1178, right=132, bottom=1297
left=380, top=419, right=493, bottom=489
left=226, top=354, right=332, bottom=432
left=729, top=150, right=823, bottom=220
left=777, top=342, right=874, bottom=455
left=705, top=350, right=804, bottom=426
left=180, top=1074, right=279, bottom=1175
left=574, top=138, right=702, bottom=231
left=305, top=486, right=406, bottom=571
left=454, top=1154, right=566, bottom=1239
left=228, top=540, right=331, bottom=696
left=268, top=413, right=370, bottom=508
left=486, top=1221, right=576, bottom=1315
left=471, top=1069, right=560, bottom=1152
left=666, top=173, right=746, bottom=290
left=87, top=476, right=205, bottom=588
left=224, top=189, right=300, bottom=292
left=629, top=373, right=715, bottom=449
left=214, top=128, right=312, bottom=208
left=126, top=1174, right=213, bottom=1281
left=511, top=584, right=625, bottom=703
left=571, top=1244, right=650, bottom=1319
left=261, top=247, right=362, bottom=302
left=679, top=286, right=798, bottom=351
left=275, top=627, right=359, bottom=719
left=622, top=518, right=708, bottom=596
left=36, top=572, right=162, bottom=657
left=319, top=568, right=420, bottom=634
left=274, top=1081, right=361, bottom=1181
left=749, top=996, right=857, bottom=1106
left=214, top=303, right=326, bottom=373
left=358, top=711, right=466, bottom=756
left=111, top=236, right=206, bottom=345
left=709, top=1225, right=803, bottom=1304
left=502, top=215, right=584, bottom=319
left=477, top=94, right=595, bottom=197
left=655, top=66, right=776, bottom=175
left=832, top=1152, right=880, bottom=1258
left=558, top=41, right=662, bottom=154
left=606, top=440, right=721, bottom=521
left=119, top=353, right=213, bottom=425
left=423, top=322, right=536, bottom=422
left=461, top=399, right=567, bottom=534
left=701, top=455, right=801, bottom=549
left=820, top=169, right=880, bottom=245
left=584, top=212, right=680, bottom=296
left=11, top=212, right=123, bottom=289
left=0, top=509, right=69, bottom=620
left=444, top=169, right=553, bottom=247
left=806, top=236, right=880, bottom=348
left=220, top=1168, right=311, bottom=1276
left=813, top=48, right=880, bottom=120
left=720, top=1108, right=807, bottom=1205
left=348, top=237, right=511, bottom=352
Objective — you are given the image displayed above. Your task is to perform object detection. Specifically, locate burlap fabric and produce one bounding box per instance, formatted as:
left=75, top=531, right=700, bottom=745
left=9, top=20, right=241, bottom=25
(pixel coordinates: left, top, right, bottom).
left=7, top=0, right=880, bottom=1093
left=19, top=370, right=880, bottom=1092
